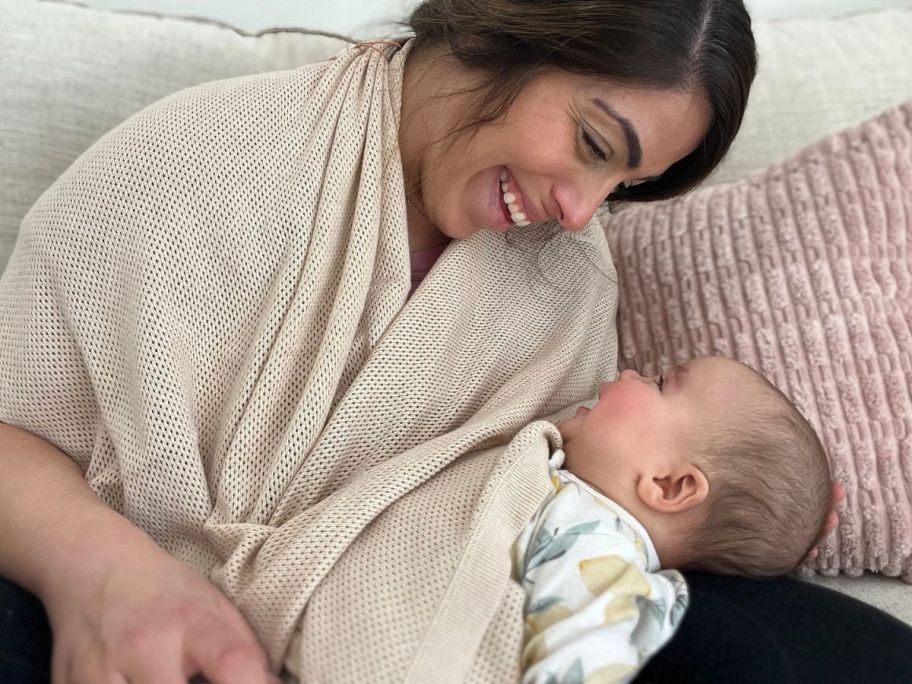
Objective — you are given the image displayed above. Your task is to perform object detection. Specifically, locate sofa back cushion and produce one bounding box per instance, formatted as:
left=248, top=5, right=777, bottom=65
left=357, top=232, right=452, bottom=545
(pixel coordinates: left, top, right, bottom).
left=708, top=8, right=912, bottom=186
left=1, top=0, right=347, bottom=273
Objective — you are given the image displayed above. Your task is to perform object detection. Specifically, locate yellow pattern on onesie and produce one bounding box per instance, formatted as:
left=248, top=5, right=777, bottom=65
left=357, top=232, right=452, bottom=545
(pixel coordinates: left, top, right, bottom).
left=513, top=449, right=688, bottom=684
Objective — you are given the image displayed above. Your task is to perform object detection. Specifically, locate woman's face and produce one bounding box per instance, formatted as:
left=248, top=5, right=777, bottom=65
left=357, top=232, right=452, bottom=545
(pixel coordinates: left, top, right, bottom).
left=412, top=70, right=712, bottom=239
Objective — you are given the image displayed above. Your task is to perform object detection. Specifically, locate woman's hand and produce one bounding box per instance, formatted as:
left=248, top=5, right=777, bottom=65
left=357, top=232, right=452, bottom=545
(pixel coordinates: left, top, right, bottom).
left=0, top=423, right=277, bottom=684
left=44, top=537, right=279, bottom=684
left=804, top=481, right=845, bottom=563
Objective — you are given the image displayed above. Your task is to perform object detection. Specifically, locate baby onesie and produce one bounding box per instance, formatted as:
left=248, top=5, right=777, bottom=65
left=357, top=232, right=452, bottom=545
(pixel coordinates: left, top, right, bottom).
left=513, top=449, right=689, bottom=684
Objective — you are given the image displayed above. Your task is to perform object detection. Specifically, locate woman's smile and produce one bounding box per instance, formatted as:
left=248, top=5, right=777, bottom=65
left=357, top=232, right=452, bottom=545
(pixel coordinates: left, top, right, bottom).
left=499, top=168, right=533, bottom=227
left=487, top=167, right=514, bottom=231
left=485, top=166, right=536, bottom=232
left=399, top=61, right=711, bottom=242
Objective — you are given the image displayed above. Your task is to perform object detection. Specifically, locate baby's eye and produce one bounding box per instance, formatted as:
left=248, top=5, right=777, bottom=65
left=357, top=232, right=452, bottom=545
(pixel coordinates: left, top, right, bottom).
left=581, top=128, right=608, bottom=162
left=654, top=374, right=665, bottom=392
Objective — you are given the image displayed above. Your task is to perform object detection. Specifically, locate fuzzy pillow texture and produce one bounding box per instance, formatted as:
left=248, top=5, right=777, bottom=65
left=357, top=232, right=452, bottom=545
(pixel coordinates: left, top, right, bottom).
left=602, top=103, right=912, bottom=582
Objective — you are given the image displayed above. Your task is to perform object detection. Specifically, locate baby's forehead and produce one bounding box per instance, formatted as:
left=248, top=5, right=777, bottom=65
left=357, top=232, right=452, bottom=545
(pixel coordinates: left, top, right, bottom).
left=684, top=356, right=757, bottom=381
left=684, top=357, right=777, bottom=403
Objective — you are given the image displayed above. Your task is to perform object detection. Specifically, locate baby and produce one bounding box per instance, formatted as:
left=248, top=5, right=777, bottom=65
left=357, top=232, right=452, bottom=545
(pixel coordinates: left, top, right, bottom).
left=514, top=355, right=832, bottom=683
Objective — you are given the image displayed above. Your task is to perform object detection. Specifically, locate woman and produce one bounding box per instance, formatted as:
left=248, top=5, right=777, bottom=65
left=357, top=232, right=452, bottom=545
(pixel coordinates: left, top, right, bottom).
left=1, top=1, right=909, bottom=683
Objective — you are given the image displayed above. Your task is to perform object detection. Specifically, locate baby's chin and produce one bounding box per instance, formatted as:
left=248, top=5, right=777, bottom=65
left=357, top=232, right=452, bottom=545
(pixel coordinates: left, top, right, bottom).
left=557, top=405, right=589, bottom=438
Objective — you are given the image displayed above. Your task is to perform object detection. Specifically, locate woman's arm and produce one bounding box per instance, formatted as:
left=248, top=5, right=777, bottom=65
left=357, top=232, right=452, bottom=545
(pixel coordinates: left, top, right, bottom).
left=0, top=422, right=123, bottom=596
left=0, top=422, right=279, bottom=684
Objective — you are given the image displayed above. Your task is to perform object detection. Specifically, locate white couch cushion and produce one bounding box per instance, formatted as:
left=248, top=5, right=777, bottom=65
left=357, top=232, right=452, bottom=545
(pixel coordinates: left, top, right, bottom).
left=709, top=8, right=912, bottom=186
left=0, top=0, right=347, bottom=272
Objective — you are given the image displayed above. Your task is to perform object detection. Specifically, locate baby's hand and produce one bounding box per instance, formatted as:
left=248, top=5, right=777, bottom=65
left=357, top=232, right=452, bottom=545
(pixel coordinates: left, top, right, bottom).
left=803, top=481, right=844, bottom=562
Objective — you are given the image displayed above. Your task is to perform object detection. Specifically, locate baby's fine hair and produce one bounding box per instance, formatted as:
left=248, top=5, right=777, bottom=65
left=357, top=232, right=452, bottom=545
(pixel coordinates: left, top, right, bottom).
left=684, top=373, right=832, bottom=578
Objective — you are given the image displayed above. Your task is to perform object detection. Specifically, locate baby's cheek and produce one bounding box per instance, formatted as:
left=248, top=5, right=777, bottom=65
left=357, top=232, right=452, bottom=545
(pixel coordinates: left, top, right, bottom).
left=602, top=397, right=644, bottom=423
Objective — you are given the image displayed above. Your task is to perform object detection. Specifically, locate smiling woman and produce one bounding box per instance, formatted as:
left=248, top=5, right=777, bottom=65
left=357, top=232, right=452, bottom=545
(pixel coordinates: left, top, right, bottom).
left=400, top=64, right=712, bottom=243
left=399, top=0, right=756, bottom=250
left=10, top=1, right=910, bottom=684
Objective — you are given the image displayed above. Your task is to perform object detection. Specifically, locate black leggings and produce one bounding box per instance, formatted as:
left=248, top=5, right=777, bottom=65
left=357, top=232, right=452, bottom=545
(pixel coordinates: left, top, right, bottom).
left=3, top=573, right=912, bottom=683
left=636, top=572, right=912, bottom=683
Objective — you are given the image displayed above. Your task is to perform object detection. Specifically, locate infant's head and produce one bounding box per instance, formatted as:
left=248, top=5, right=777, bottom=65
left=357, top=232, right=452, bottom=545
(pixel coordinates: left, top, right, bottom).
left=558, top=356, right=831, bottom=577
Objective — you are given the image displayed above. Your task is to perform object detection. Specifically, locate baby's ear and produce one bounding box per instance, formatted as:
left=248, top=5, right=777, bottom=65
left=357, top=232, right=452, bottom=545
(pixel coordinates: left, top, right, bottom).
left=637, top=463, right=708, bottom=514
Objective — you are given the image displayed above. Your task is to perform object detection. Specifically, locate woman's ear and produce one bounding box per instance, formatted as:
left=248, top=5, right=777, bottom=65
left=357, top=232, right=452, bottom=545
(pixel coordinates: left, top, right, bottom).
left=636, top=464, right=709, bottom=514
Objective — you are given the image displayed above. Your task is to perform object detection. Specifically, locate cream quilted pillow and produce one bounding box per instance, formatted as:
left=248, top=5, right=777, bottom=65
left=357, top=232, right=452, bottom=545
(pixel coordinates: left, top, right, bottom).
left=602, top=103, right=912, bottom=581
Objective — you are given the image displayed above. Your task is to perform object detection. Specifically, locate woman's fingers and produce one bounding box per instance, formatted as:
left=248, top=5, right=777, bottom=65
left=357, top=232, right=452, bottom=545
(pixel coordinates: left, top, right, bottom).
left=43, top=534, right=278, bottom=684
left=117, top=633, right=189, bottom=684
left=183, top=609, right=278, bottom=684
left=187, top=634, right=279, bottom=684
left=53, top=616, right=194, bottom=684
left=833, top=480, right=846, bottom=506
left=801, top=481, right=844, bottom=565
left=822, top=481, right=845, bottom=535
left=824, top=510, right=839, bottom=535
left=70, top=672, right=129, bottom=684
left=56, top=614, right=275, bottom=684
left=61, top=646, right=131, bottom=684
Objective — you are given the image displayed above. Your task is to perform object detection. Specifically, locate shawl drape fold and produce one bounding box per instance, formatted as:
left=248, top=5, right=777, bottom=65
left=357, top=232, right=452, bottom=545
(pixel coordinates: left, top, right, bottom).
left=0, top=41, right=619, bottom=681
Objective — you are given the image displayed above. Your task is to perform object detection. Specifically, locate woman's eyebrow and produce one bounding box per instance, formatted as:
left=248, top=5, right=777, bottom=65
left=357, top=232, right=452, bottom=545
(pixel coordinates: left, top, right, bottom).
left=591, top=97, right=642, bottom=169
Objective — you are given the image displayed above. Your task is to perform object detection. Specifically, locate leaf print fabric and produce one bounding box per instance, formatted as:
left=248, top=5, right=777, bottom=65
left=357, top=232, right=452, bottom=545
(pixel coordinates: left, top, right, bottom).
left=513, top=457, right=688, bottom=684
left=526, top=520, right=601, bottom=575
left=578, top=556, right=651, bottom=597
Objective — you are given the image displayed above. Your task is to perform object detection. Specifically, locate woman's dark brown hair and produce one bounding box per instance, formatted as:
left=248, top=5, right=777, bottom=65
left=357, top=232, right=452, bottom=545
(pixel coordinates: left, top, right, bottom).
left=406, top=0, right=757, bottom=203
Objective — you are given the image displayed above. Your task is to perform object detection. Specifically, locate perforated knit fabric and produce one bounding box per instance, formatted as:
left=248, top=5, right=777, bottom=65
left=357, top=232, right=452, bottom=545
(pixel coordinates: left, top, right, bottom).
left=603, top=103, right=912, bottom=583
left=0, top=40, right=620, bottom=680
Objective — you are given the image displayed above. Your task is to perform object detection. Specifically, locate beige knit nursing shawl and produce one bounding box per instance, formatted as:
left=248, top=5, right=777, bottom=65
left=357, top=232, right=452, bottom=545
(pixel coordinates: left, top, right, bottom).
left=0, top=42, right=618, bottom=682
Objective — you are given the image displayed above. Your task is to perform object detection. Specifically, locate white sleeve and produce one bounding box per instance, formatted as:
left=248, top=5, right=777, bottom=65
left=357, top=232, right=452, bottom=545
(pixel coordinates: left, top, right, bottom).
left=516, top=500, right=688, bottom=684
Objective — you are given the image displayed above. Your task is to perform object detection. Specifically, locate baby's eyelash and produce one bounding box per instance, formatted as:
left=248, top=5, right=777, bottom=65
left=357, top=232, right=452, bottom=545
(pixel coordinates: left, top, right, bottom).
left=655, top=374, right=665, bottom=391
left=581, top=128, right=608, bottom=162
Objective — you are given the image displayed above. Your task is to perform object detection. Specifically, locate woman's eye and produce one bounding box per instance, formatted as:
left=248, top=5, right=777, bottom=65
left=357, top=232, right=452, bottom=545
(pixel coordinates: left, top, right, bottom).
left=581, top=128, right=608, bottom=162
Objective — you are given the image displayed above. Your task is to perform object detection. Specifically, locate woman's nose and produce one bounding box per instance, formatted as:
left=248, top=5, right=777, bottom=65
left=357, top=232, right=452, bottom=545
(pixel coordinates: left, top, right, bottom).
left=552, top=179, right=615, bottom=232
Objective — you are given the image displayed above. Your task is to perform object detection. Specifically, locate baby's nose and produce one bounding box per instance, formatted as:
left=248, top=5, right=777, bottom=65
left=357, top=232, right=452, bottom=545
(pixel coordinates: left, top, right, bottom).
left=618, top=369, right=643, bottom=382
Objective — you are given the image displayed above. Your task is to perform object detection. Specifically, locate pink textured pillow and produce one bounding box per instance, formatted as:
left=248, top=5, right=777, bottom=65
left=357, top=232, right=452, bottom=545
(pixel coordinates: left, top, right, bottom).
left=602, top=103, right=912, bottom=581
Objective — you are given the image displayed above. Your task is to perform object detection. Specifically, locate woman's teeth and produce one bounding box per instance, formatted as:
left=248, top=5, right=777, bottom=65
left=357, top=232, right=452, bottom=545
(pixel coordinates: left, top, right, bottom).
left=500, top=170, right=531, bottom=226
